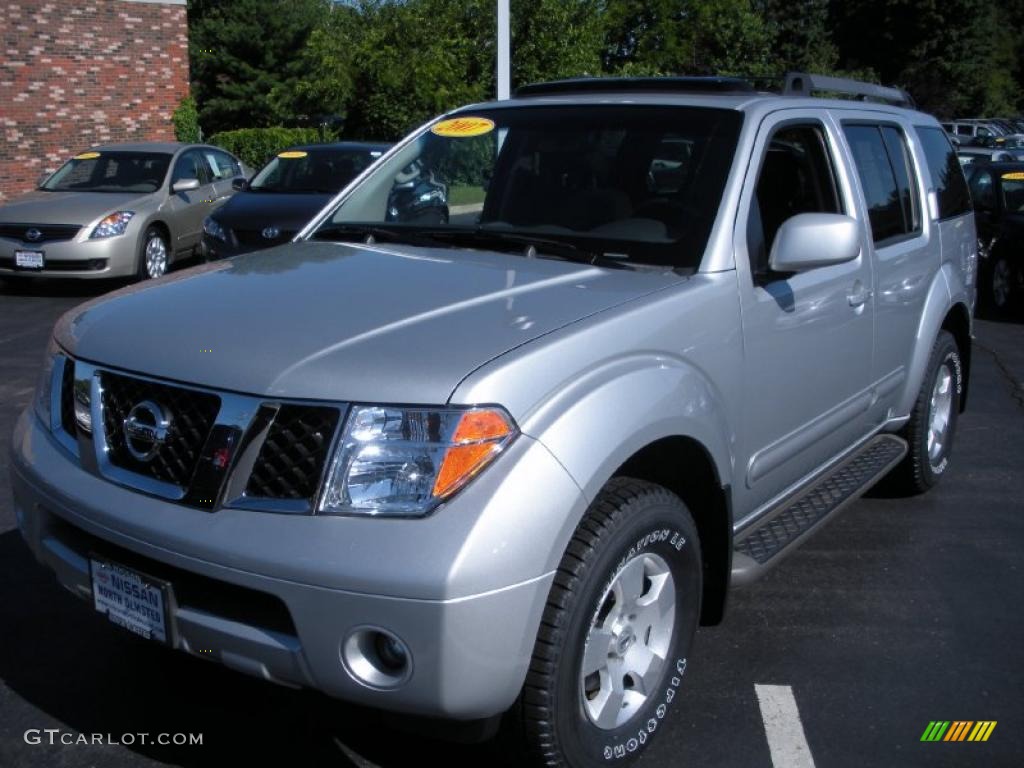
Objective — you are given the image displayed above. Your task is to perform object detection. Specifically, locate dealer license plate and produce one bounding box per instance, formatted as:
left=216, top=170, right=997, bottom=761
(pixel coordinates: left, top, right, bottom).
left=14, top=250, right=44, bottom=269
left=90, top=557, right=172, bottom=644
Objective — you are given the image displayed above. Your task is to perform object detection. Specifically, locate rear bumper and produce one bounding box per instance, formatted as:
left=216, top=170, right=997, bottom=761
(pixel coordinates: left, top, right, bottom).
left=10, top=408, right=578, bottom=718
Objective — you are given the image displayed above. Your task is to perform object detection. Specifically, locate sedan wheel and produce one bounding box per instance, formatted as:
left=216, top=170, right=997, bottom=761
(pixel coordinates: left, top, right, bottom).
left=140, top=227, right=169, bottom=280
left=991, top=256, right=1012, bottom=311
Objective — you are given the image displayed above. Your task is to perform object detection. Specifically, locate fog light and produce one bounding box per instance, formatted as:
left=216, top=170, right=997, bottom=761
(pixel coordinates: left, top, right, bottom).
left=342, top=627, right=412, bottom=689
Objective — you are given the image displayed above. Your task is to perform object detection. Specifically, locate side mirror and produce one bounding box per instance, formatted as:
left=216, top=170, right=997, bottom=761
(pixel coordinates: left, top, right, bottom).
left=769, top=213, right=861, bottom=272
left=231, top=177, right=247, bottom=191
left=172, top=178, right=201, bottom=193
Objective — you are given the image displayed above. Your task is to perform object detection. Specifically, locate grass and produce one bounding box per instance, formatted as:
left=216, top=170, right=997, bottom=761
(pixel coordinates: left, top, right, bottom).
left=448, top=184, right=486, bottom=206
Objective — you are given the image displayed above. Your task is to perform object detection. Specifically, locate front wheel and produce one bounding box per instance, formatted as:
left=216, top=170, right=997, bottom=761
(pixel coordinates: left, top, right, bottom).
left=505, top=478, right=702, bottom=767
left=138, top=226, right=170, bottom=280
left=990, top=254, right=1014, bottom=313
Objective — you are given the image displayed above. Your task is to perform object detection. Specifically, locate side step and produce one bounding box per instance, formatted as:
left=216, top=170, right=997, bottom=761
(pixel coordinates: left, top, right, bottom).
left=731, top=434, right=908, bottom=586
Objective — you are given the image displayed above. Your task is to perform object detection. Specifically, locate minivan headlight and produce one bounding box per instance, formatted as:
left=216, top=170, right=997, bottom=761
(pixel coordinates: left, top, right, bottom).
left=320, top=405, right=516, bottom=517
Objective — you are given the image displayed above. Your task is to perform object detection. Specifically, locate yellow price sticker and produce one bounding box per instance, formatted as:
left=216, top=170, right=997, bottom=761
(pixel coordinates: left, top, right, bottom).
left=431, top=117, right=495, bottom=138
left=1001, top=172, right=1024, bottom=181
left=277, top=150, right=308, bottom=159
left=74, top=151, right=100, bottom=160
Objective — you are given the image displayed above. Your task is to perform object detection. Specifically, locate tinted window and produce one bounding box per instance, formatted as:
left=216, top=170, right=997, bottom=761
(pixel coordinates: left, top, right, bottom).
left=914, top=126, right=972, bottom=219
left=968, top=169, right=995, bottom=209
left=251, top=148, right=382, bottom=194
left=41, top=152, right=171, bottom=193
left=749, top=123, right=841, bottom=274
left=844, top=124, right=908, bottom=243
left=881, top=125, right=920, bottom=233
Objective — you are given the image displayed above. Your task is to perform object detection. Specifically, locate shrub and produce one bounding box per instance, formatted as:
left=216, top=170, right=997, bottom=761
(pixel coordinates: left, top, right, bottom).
left=206, top=127, right=334, bottom=169
left=172, top=96, right=201, bottom=143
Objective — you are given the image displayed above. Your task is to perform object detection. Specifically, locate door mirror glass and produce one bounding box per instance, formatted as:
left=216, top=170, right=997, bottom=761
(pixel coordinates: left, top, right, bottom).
left=769, top=213, right=861, bottom=272
left=172, top=178, right=200, bottom=193
left=231, top=177, right=247, bottom=191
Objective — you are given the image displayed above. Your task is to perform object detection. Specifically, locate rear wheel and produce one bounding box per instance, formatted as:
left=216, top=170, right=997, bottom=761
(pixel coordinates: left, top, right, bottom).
left=890, top=330, right=962, bottom=494
left=990, top=254, right=1013, bottom=313
left=504, top=478, right=702, bottom=767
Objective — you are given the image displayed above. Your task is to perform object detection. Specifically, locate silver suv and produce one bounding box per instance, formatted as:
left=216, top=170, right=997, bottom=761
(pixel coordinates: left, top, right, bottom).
left=11, top=74, right=977, bottom=767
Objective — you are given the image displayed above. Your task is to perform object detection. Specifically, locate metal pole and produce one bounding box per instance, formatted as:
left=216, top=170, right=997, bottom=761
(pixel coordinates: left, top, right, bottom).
left=497, top=0, right=510, bottom=99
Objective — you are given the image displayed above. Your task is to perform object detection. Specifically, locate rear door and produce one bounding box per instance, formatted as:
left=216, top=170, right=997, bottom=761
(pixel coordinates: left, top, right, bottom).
left=836, top=115, right=933, bottom=425
left=732, top=110, right=875, bottom=518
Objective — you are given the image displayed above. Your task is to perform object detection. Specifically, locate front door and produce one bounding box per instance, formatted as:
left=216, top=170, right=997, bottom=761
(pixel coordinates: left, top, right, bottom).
left=166, top=149, right=216, bottom=253
left=732, top=111, right=876, bottom=520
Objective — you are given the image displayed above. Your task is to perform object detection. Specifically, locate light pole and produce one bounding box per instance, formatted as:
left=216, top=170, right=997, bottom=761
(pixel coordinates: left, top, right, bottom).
left=497, top=0, right=510, bottom=99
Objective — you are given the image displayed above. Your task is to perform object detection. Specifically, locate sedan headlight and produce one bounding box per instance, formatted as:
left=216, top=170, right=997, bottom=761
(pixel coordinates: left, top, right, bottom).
left=89, top=211, right=135, bottom=239
left=33, top=338, right=60, bottom=428
left=203, top=216, right=227, bottom=242
left=320, top=405, right=516, bottom=517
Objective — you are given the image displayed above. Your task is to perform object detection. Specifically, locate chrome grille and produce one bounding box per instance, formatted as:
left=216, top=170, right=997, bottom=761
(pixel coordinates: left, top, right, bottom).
left=0, top=223, right=81, bottom=243
left=99, top=371, right=220, bottom=487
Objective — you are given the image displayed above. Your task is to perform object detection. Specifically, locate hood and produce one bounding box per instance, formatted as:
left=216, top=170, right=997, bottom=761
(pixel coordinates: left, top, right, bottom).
left=213, top=191, right=333, bottom=233
left=56, top=241, right=683, bottom=404
left=0, top=190, right=154, bottom=225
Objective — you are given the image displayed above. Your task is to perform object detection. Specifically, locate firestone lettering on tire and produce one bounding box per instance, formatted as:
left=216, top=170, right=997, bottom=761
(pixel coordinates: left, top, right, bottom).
left=602, top=658, right=687, bottom=761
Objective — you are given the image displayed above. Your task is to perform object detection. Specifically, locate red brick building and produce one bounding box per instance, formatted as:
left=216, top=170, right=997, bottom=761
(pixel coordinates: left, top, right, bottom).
left=0, top=0, right=189, bottom=203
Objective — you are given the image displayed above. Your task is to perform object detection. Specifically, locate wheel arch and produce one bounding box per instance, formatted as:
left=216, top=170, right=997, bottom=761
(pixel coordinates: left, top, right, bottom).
left=941, top=301, right=972, bottom=412
left=614, top=436, right=732, bottom=626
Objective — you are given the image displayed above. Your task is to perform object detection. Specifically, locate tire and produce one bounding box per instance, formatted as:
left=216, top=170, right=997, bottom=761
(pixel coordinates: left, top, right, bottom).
left=504, top=478, right=702, bottom=768
left=890, top=330, right=962, bottom=494
left=138, top=226, right=170, bottom=280
left=989, top=253, right=1013, bottom=314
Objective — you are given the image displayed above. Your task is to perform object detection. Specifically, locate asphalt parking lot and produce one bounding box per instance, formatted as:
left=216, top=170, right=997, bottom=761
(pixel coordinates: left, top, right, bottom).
left=0, top=278, right=1022, bottom=768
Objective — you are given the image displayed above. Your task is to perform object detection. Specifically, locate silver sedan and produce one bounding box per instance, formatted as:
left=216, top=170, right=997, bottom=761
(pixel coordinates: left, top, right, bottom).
left=0, top=142, right=246, bottom=281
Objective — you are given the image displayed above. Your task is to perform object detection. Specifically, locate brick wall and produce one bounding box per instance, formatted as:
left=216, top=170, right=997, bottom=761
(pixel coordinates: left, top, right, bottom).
left=0, top=0, right=189, bottom=203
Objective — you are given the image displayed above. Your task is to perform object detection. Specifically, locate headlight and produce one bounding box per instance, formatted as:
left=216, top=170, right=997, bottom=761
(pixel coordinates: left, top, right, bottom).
left=33, top=338, right=60, bottom=428
left=203, top=216, right=227, bottom=242
left=320, top=405, right=516, bottom=517
left=89, top=211, right=135, bottom=239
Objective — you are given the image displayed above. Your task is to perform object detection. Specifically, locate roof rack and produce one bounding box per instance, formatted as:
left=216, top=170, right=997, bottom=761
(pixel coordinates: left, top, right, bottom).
left=782, top=72, right=915, bottom=108
left=514, top=76, right=755, bottom=98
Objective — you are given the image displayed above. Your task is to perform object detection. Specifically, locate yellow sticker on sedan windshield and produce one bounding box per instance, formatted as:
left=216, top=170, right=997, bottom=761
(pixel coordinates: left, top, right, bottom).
left=431, top=117, right=495, bottom=138
left=74, top=151, right=100, bottom=160
left=1002, top=172, right=1024, bottom=181
left=277, top=150, right=308, bottom=159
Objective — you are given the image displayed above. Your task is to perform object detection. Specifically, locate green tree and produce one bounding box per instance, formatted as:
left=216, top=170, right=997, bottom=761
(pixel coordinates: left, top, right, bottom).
left=188, top=0, right=330, bottom=134
left=758, top=0, right=837, bottom=74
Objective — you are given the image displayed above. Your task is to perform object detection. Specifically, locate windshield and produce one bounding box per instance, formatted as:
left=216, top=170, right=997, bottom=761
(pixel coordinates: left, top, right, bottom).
left=311, top=105, right=742, bottom=269
left=250, top=147, right=387, bottom=193
left=41, top=151, right=172, bottom=193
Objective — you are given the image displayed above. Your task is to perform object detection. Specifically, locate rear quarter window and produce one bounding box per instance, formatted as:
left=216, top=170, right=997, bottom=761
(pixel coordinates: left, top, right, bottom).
left=914, top=126, right=972, bottom=219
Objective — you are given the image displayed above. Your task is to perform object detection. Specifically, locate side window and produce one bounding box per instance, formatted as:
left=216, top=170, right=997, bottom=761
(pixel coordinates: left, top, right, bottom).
left=914, top=126, right=972, bottom=219
left=205, top=150, right=241, bottom=180
left=968, top=169, right=995, bottom=209
left=843, top=124, right=921, bottom=244
left=748, top=123, right=841, bottom=276
left=955, top=125, right=972, bottom=136
left=171, top=150, right=208, bottom=186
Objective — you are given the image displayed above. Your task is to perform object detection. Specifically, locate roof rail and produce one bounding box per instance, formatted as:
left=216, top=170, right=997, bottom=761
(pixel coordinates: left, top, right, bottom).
left=515, top=76, right=755, bottom=98
left=783, top=72, right=915, bottom=108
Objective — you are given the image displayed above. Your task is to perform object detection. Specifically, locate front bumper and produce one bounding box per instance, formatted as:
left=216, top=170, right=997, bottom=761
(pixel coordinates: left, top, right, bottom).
left=0, top=233, right=138, bottom=279
left=11, top=408, right=582, bottom=718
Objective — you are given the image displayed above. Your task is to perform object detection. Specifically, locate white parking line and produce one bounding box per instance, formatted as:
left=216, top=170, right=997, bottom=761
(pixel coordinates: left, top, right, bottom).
left=755, top=684, right=817, bottom=768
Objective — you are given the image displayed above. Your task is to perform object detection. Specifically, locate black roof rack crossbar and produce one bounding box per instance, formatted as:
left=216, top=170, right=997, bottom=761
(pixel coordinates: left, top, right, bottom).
left=783, top=72, right=915, bottom=108
left=515, top=76, right=756, bottom=98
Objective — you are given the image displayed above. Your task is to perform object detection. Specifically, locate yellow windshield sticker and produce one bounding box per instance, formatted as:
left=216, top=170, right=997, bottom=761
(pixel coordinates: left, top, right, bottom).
left=277, top=150, right=308, bottom=159
left=431, top=117, right=495, bottom=138
left=1002, top=172, right=1024, bottom=181
left=74, top=151, right=100, bottom=160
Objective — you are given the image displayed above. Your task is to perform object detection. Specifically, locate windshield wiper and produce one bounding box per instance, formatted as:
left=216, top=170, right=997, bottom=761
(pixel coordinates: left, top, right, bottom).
left=310, top=223, right=443, bottom=249
left=417, top=228, right=638, bottom=270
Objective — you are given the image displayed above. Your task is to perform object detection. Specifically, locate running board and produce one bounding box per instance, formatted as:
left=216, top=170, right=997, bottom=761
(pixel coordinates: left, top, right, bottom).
left=731, top=434, right=908, bottom=586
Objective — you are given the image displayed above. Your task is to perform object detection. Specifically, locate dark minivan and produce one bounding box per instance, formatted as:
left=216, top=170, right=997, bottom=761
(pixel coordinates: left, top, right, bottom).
left=202, top=142, right=391, bottom=258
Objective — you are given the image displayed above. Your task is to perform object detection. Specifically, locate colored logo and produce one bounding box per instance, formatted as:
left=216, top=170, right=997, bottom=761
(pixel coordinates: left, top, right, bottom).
left=122, top=400, right=172, bottom=462
left=431, top=116, right=495, bottom=138
left=24, top=228, right=43, bottom=242
left=261, top=226, right=280, bottom=240
left=920, top=721, right=996, bottom=742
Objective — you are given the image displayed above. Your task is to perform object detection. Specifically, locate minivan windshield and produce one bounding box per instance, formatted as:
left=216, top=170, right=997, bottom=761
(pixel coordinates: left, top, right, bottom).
left=311, top=105, right=742, bottom=269
left=41, top=151, right=172, bottom=193
left=250, top=146, right=388, bottom=194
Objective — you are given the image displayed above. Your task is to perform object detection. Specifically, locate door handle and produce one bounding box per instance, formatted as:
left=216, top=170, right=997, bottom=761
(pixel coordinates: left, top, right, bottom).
left=848, top=282, right=872, bottom=307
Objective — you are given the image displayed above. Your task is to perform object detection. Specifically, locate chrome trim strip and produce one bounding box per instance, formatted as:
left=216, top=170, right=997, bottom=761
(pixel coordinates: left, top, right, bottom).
left=50, top=354, right=80, bottom=458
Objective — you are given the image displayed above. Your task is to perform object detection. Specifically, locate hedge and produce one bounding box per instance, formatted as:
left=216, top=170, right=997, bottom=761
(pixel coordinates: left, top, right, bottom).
left=207, top=127, right=334, bottom=170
